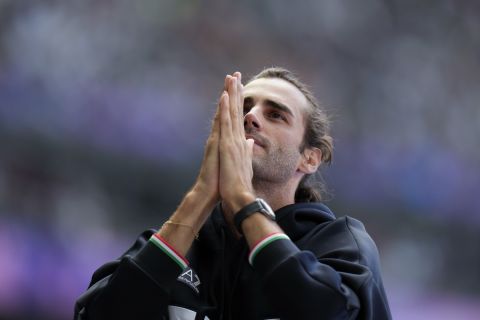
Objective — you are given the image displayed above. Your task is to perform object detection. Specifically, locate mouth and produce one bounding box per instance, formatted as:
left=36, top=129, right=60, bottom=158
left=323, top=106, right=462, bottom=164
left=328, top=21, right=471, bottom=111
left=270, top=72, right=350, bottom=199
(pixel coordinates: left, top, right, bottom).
left=245, top=134, right=266, bottom=148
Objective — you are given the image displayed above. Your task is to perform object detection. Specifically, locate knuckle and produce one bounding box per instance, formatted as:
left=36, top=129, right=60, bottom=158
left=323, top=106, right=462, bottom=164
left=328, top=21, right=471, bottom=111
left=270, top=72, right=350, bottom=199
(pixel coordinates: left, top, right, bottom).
left=206, top=137, right=216, bottom=146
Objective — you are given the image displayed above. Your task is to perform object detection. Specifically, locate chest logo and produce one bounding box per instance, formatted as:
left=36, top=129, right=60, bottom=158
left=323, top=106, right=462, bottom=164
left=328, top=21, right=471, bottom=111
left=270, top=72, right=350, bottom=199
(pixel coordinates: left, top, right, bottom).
left=177, top=267, right=201, bottom=294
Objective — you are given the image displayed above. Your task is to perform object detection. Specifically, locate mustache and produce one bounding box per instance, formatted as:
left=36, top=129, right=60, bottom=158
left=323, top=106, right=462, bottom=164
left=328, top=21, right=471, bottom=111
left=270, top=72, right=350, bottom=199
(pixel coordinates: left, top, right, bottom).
left=245, top=128, right=269, bottom=149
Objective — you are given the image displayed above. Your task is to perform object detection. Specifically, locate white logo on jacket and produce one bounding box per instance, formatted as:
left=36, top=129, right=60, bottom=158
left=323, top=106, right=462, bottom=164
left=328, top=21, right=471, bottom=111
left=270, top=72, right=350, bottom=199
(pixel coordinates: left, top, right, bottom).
left=176, top=267, right=201, bottom=294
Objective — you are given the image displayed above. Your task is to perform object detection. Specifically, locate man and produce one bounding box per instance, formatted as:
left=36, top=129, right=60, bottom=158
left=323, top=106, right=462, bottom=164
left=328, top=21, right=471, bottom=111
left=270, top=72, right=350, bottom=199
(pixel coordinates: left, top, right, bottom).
left=74, top=68, right=391, bottom=319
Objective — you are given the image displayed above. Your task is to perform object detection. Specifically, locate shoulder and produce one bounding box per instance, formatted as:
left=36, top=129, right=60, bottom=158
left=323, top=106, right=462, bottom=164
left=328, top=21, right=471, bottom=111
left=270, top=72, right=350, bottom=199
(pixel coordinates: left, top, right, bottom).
left=342, top=216, right=383, bottom=274
left=291, top=212, right=381, bottom=264
left=299, top=215, right=385, bottom=281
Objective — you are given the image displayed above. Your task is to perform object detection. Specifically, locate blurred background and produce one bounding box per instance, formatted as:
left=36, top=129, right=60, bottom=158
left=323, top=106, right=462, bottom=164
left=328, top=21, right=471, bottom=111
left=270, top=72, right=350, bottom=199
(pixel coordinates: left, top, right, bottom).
left=1, top=0, right=479, bottom=319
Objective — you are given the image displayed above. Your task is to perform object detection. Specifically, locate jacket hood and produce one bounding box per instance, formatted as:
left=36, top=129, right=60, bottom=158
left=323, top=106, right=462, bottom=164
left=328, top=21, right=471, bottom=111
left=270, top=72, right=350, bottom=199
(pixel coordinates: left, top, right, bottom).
left=275, top=202, right=336, bottom=241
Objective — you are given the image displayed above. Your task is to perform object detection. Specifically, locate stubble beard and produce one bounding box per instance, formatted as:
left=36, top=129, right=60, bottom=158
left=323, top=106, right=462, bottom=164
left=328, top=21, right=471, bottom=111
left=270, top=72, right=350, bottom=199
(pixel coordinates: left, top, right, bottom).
left=251, top=143, right=300, bottom=189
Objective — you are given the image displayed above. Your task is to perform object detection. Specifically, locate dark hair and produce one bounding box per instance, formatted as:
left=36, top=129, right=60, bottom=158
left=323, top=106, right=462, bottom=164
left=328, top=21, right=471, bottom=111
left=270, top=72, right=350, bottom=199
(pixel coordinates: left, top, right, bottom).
left=248, top=67, right=333, bottom=202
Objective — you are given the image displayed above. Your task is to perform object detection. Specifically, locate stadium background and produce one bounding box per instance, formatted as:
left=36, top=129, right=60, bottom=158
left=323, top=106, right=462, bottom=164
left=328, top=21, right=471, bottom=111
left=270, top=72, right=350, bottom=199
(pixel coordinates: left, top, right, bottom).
left=0, top=1, right=479, bottom=319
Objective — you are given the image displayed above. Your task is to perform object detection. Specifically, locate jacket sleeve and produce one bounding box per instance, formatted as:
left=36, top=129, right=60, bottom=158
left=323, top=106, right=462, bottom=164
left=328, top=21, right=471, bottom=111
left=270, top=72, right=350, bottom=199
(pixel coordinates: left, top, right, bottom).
left=74, top=229, right=185, bottom=319
left=251, top=217, right=391, bottom=320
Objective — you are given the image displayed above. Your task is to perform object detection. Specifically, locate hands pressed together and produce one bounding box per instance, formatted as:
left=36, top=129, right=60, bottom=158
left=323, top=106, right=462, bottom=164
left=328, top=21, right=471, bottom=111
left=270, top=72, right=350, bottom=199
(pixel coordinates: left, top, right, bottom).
left=195, top=72, right=256, bottom=216
left=160, top=72, right=282, bottom=255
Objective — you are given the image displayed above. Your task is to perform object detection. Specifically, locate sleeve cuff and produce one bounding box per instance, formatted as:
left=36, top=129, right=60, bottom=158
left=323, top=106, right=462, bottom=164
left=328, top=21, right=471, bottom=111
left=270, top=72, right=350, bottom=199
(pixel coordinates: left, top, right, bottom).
left=148, top=234, right=189, bottom=270
left=251, top=236, right=301, bottom=277
left=128, top=233, right=190, bottom=293
left=248, top=232, right=290, bottom=265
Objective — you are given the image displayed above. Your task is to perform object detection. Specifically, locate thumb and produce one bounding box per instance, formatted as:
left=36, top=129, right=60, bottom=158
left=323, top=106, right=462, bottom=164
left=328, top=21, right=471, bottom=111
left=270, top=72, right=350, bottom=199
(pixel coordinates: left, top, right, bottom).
left=246, top=139, right=254, bottom=156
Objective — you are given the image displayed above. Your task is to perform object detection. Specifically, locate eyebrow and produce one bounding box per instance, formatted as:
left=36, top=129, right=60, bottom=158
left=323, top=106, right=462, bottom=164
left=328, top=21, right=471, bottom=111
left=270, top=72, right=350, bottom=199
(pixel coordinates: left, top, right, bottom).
left=244, top=97, right=295, bottom=118
left=266, top=99, right=294, bottom=118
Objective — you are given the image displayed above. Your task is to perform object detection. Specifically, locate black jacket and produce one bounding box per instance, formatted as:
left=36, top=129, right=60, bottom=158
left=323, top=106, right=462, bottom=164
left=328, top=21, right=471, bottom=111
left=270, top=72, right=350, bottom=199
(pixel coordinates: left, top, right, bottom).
left=74, top=202, right=391, bottom=319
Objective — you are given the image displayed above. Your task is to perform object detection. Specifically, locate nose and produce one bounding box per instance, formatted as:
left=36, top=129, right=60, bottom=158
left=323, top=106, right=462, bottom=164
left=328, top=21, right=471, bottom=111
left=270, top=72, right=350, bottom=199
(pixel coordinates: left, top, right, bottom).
left=244, top=106, right=262, bottom=130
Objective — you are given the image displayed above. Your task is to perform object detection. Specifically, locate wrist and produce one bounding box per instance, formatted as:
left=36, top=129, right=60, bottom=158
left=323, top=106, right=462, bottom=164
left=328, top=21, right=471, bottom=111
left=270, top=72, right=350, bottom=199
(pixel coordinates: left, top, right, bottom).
left=173, top=188, right=216, bottom=226
left=190, top=184, right=218, bottom=209
left=159, top=188, right=214, bottom=257
left=241, top=214, right=284, bottom=249
left=226, top=192, right=256, bottom=215
left=233, top=198, right=276, bottom=236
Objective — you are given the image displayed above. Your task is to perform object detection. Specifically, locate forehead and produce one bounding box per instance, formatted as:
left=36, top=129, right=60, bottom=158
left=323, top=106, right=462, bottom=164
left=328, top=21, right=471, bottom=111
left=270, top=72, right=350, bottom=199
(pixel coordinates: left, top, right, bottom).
left=243, top=77, right=309, bottom=119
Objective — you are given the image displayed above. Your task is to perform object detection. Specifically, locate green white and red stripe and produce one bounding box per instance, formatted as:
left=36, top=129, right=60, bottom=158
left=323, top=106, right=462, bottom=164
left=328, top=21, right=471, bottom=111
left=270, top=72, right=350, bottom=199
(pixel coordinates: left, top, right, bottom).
left=248, top=232, right=290, bottom=265
left=149, top=234, right=189, bottom=270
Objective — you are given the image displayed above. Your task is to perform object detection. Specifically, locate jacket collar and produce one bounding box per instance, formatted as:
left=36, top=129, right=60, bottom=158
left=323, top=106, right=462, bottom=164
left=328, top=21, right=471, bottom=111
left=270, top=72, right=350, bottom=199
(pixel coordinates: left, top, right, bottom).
left=208, top=202, right=336, bottom=242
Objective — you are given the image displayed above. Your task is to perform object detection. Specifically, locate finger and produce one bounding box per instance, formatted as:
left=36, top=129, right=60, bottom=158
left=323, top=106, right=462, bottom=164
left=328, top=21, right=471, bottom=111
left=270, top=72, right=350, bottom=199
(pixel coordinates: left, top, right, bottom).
left=230, top=72, right=244, bottom=135
left=246, top=138, right=254, bottom=155
left=210, top=93, right=224, bottom=137
left=209, top=90, right=225, bottom=136
left=204, top=124, right=219, bottom=160
left=227, top=76, right=239, bottom=135
left=220, top=90, right=233, bottom=141
left=245, top=138, right=255, bottom=174
left=224, top=75, right=229, bottom=91
left=204, top=93, right=223, bottom=161
left=235, top=72, right=244, bottom=133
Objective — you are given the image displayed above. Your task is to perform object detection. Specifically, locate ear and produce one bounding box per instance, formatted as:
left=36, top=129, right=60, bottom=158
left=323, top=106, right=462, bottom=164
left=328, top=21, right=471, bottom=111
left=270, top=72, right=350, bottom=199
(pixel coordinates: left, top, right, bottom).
left=298, top=147, right=322, bottom=174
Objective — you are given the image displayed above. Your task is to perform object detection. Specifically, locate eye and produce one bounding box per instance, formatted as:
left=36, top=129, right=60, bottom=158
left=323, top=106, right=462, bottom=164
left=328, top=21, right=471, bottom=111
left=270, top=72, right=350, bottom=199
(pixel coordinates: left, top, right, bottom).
left=268, top=111, right=287, bottom=122
left=243, top=98, right=254, bottom=115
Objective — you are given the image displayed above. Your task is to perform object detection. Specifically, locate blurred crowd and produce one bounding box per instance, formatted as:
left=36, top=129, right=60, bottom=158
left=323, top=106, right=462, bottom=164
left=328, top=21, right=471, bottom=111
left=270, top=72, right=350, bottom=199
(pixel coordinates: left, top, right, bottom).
left=1, top=1, right=479, bottom=319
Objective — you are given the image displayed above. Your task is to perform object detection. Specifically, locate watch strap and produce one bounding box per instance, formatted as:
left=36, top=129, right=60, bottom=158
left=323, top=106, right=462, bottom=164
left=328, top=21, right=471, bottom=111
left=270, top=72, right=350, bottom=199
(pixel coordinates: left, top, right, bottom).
left=234, top=199, right=275, bottom=235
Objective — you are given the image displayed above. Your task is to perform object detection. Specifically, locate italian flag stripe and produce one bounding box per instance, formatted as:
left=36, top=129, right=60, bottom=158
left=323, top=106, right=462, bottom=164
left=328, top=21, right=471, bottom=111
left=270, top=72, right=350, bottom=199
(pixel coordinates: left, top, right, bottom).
left=248, top=233, right=290, bottom=265
left=149, top=234, right=189, bottom=270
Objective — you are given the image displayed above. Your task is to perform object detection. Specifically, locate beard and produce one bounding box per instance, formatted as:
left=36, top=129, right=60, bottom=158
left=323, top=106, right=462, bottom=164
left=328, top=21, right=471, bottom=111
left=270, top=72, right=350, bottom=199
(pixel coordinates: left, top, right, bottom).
left=251, top=142, right=301, bottom=185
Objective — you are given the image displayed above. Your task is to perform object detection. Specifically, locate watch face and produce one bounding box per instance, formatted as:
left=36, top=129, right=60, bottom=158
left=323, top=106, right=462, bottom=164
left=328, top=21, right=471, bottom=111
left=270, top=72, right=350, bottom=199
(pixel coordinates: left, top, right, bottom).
left=257, top=198, right=275, bottom=219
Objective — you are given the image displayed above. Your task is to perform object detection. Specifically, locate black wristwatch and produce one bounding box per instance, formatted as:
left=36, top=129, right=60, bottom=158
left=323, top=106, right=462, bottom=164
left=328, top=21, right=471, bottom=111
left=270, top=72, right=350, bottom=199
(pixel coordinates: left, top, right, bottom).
left=234, top=198, right=276, bottom=235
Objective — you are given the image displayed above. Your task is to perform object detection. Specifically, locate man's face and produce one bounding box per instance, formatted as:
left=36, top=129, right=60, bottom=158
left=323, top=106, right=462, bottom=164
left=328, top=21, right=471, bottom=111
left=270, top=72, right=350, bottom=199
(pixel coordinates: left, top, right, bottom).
left=242, top=77, right=309, bottom=184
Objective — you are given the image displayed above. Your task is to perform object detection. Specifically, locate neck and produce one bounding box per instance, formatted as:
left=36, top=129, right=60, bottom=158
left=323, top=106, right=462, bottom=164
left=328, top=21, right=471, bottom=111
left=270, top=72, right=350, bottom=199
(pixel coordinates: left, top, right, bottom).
left=221, top=178, right=299, bottom=237
left=222, top=176, right=301, bottom=237
left=252, top=178, right=298, bottom=211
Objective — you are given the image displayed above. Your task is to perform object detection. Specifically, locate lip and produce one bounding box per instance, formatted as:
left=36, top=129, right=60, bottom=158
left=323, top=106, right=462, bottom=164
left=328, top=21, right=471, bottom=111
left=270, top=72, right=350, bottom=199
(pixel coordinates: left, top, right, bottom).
left=245, top=134, right=266, bottom=148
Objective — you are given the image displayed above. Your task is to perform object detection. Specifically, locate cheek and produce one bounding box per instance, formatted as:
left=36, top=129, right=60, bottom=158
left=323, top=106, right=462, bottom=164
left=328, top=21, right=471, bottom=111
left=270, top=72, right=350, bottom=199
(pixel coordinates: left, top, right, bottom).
left=279, top=129, right=304, bottom=149
left=266, top=125, right=304, bottom=151
left=275, top=136, right=303, bottom=156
